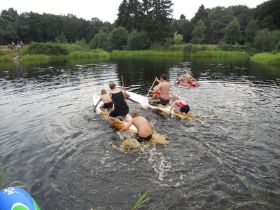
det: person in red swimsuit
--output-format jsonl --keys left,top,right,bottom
{"left": 170, "top": 96, "right": 190, "bottom": 115}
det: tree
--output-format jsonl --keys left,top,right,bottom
{"left": 191, "top": 20, "right": 206, "bottom": 44}
{"left": 55, "top": 33, "right": 68, "bottom": 43}
{"left": 116, "top": 0, "right": 130, "bottom": 28}
{"left": 254, "top": 28, "right": 280, "bottom": 51}
{"left": 172, "top": 18, "right": 192, "bottom": 42}
{"left": 191, "top": 4, "right": 207, "bottom": 25}
{"left": 128, "top": 30, "right": 150, "bottom": 50}
{"left": 255, "top": 0, "right": 280, "bottom": 30}
{"left": 245, "top": 19, "right": 258, "bottom": 43}
{"left": 89, "top": 31, "right": 109, "bottom": 49}
{"left": 1, "top": 8, "right": 18, "bottom": 22}
{"left": 224, "top": 18, "right": 240, "bottom": 44}
{"left": 109, "top": 27, "right": 129, "bottom": 50}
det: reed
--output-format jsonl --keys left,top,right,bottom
{"left": 188, "top": 50, "right": 250, "bottom": 60}
{"left": 21, "top": 54, "right": 51, "bottom": 64}
{"left": 250, "top": 52, "right": 280, "bottom": 66}
{"left": 111, "top": 50, "right": 184, "bottom": 58}
{"left": 0, "top": 55, "right": 11, "bottom": 62}
{"left": 68, "top": 50, "right": 110, "bottom": 59}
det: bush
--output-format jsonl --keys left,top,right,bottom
{"left": 218, "top": 42, "right": 253, "bottom": 52}
{"left": 173, "top": 33, "right": 183, "bottom": 45}
{"left": 183, "top": 44, "right": 209, "bottom": 54}
{"left": 254, "top": 29, "right": 280, "bottom": 52}
{"left": 108, "top": 27, "right": 129, "bottom": 50}
{"left": 27, "top": 42, "right": 69, "bottom": 55}
{"left": 128, "top": 31, "right": 150, "bottom": 50}
{"left": 89, "top": 31, "right": 109, "bottom": 50}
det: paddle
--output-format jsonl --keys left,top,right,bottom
{"left": 146, "top": 77, "right": 157, "bottom": 97}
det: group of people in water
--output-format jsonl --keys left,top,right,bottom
{"left": 93, "top": 73, "right": 196, "bottom": 143}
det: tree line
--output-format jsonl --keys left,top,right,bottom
{"left": 0, "top": 0, "right": 279, "bottom": 51}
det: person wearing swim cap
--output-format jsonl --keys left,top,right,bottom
{"left": 120, "top": 110, "right": 153, "bottom": 142}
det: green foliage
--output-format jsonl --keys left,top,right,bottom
{"left": 172, "top": 18, "right": 192, "bottom": 42}
{"left": 254, "top": 29, "right": 280, "bottom": 51}
{"left": 191, "top": 20, "right": 206, "bottom": 44}
{"left": 0, "top": 55, "right": 11, "bottom": 62}
{"left": 250, "top": 52, "right": 280, "bottom": 66}
{"left": 218, "top": 42, "right": 253, "bottom": 53}
{"left": 68, "top": 50, "right": 110, "bottom": 59}
{"left": 74, "top": 39, "right": 89, "bottom": 50}
{"left": 173, "top": 33, "right": 183, "bottom": 45}
{"left": 255, "top": 0, "right": 280, "bottom": 30}
{"left": 128, "top": 31, "right": 150, "bottom": 50}
{"left": 224, "top": 18, "right": 241, "bottom": 44}
{"left": 131, "top": 192, "right": 149, "bottom": 210}
{"left": 183, "top": 43, "right": 210, "bottom": 54}
{"left": 245, "top": 19, "right": 258, "bottom": 43}
{"left": 116, "top": 0, "right": 173, "bottom": 43}
{"left": 27, "top": 42, "right": 69, "bottom": 55}
{"left": 111, "top": 50, "right": 184, "bottom": 58}
{"left": 109, "top": 27, "right": 129, "bottom": 50}
{"left": 55, "top": 33, "right": 68, "bottom": 43}
{"left": 21, "top": 54, "right": 51, "bottom": 64}
{"left": 89, "top": 31, "right": 109, "bottom": 50}
{"left": 189, "top": 49, "right": 250, "bottom": 60}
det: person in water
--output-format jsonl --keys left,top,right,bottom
{"left": 109, "top": 81, "right": 130, "bottom": 119}
{"left": 177, "top": 72, "right": 199, "bottom": 86}
{"left": 151, "top": 74, "right": 170, "bottom": 106}
{"left": 120, "top": 110, "right": 153, "bottom": 142}
{"left": 170, "top": 96, "right": 190, "bottom": 115}
{"left": 93, "top": 89, "right": 113, "bottom": 112}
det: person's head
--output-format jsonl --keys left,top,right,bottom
{"left": 101, "top": 89, "right": 107, "bottom": 95}
{"left": 131, "top": 110, "right": 140, "bottom": 118}
{"left": 172, "top": 96, "right": 179, "bottom": 101}
{"left": 109, "top": 81, "right": 116, "bottom": 90}
{"left": 160, "top": 74, "right": 168, "bottom": 81}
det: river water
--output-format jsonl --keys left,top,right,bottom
{"left": 0, "top": 57, "right": 280, "bottom": 209}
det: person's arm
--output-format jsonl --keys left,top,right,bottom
{"left": 120, "top": 119, "right": 133, "bottom": 133}
{"left": 153, "top": 83, "right": 161, "bottom": 92}
{"left": 93, "top": 98, "right": 101, "bottom": 112}
{"left": 122, "top": 89, "right": 130, "bottom": 98}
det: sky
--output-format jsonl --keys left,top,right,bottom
{"left": 1, "top": 0, "right": 267, "bottom": 23}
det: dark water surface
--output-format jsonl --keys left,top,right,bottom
{"left": 0, "top": 57, "right": 280, "bottom": 210}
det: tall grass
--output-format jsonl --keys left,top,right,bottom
{"left": 111, "top": 50, "right": 184, "bottom": 58}
{"left": 188, "top": 50, "right": 250, "bottom": 60}
{"left": 68, "top": 50, "right": 110, "bottom": 59}
{"left": 21, "top": 54, "right": 51, "bottom": 64}
{"left": 0, "top": 55, "right": 11, "bottom": 62}
{"left": 250, "top": 52, "right": 280, "bottom": 66}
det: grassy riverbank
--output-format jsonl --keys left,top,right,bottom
{"left": 250, "top": 52, "right": 280, "bottom": 66}
{"left": 0, "top": 43, "right": 279, "bottom": 70}
{"left": 111, "top": 50, "right": 184, "bottom": 58}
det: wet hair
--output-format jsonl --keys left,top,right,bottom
{"left": 101, "top": 89, "right": 107, "bottom": 95}
{"left": 160, "top": 74, "right": 168, "bottom": 81}
{"left": 109, "top": 81, "right": 116, "bottom": 89}
{"left": 131, "top": 110, "right": 140, "bottom": 118}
